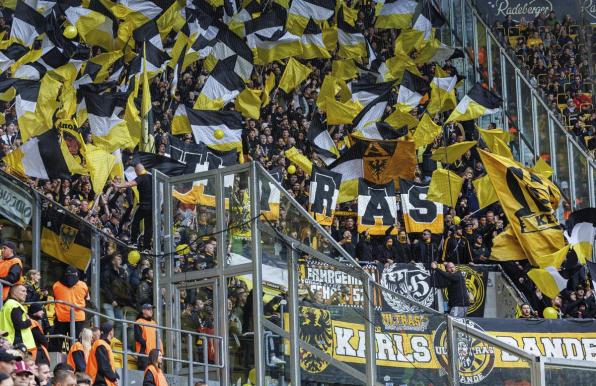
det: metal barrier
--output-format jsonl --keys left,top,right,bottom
{"left": 25, "top": 300, "right": 225, "bottom": 385}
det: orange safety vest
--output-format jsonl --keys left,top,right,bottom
{"left": 144, "top": 365, "right": 168, "bottom": 386}
{"left": 67, "top": 341, "right": 87, "bottom": 372}
{"left": 31, "top": 319, "right": 49, "bottom": 365}
{"left": 53, "top": 281, "right": 88, "bottom": 322}
{"left": 0, "top": 258, "right": 23, "bottom": 300}
{"left": 135, "top": 319, "right": 162, "bottom": 354}
{"left": 87, "top": 339, "right": 117, "bottom": 386}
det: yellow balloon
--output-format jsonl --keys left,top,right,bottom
{"left": 543, "top": 307, "right": 558, "bottom": 319}
{"left": 127, "top": 250, "right": 141, "bottom": 266}
{"left": 214, "top": 129, "right": 224, "bottom": 140}
{"left": 248, "top": 368, "right": 256, "bottom": 384}
{"left": 176, "top": 244, "right": 190, "bottom": 255}
{"left": 63, "top": 25, "right": 78, "bottom": 39}
{"left": 287, "top": 165, "right": 296, "bottom": 174}
{"left": 453, "top": 215, "right": 461, "bottom": 225}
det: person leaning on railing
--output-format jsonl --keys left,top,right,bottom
{"left": 67, "top": 328, "right": 95, "bottom": 374}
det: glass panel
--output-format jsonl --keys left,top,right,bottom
{"left": 535, "top": 98, "right": 551, "bottom": 160}
{"left": 571, "top": 146, "right": 590, "bottom": 209}
{"left": 296, "top": 252, "right": 369, "bottom": 383}
{"left": 476, "top": 20, "right": 488, "bottom": 86}
{"left": 553, "top": 125, "right": 571, "bottom": 200}
{"left": 228, "top": 274, "right": 255, "bottom": 384}
{"left": 503, "top": 59, "right": 518, "bottom": 125}
{"left": 171, "top": 175, "right": 217, "bottom": 273}
{"left": 225, "top": 170, "right": 252, "bottom": 265}
{"left": 519, "top": 139, "right": 534, "bottom": 168}
{"left": 518, "top": 76, "right": 535, "bottom": 154}
{"left": 544, "top": 363, "right": 596, "bottom": 386}
{"left": 453, "top": 322, "right": 533, "bottom": 385}
{"left": 490, "top": 41, "right": 502, "bottom": 97}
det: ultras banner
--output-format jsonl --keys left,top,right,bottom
{"left": 292, "top": 306, "right": 596, "bottom": 385}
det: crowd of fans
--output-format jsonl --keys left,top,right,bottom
{"left": 0, "top": 1, "right": 593, "bottom": 385}
{"left": 491, "top": 11, "right": 595, "bottom": 155}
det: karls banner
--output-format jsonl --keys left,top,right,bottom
{"left": 477, "top": 0, "right": 596, "bottom": 25}
{"left": 0, "top": 174, "right": 33, "bottom": 228}
{"left": 293, "top": 306, "right": 596, "bottom": 385}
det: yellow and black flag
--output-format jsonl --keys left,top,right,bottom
{"left": 41, "top": 210, "right": 92, "bottom": 271}
{"left": 479, "top": 149, "right": 566, "bottom": 266}
{"left": 446, "top": 83, "right": 502, "bottom": 123}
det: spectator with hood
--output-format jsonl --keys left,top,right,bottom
{"left": 51, "top": 267, "right": 89, "bottom": 352}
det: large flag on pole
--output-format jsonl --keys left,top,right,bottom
{"left": 479, "top": 149, "right": 565, "bottom": 266}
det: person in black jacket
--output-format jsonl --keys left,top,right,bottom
{"left": 375, "top": 237, "right": 398, "bottom": 267}
{"left": 394, "top": 230, "right": 412, "bottom": 263}
{"left": 441, "top": 225, "right": 473, "bottom": 265}
{"left": 412, "top": 229, "right": 439, "bottom": 269}
{"left": 431, "top": 261, "right": 470, "bottom": 317}
{"left": 355, "top": 231, "right": 373, "bottom": 262}
{"left": 90, "top": 323, "right": 119, "bottom": 386}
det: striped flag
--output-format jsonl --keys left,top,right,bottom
{"left": 375, "top": 0, "right": 418, "bottom": 30}
{"left": 299, "top": 18, "right": 331, "bottom": 60}
{"left": 11, "top": 1, "right": 45, "bottom": 47}
{"left": 307, "top": 112, "right": 338, "bottom": 163}
{"left": 188, "top": 109, "right": 243, "bottom": 153}
{"left": 396, "top": 70, "right": 430, "bottom": 113}
{"left": 565, "top": 208, "right": 596, "bottom": 263}
{"left": 194, "top": 55, "right": 245, "bottom": 110}
{"left": 329, "top": 141, "right": 366, "bottom": 203}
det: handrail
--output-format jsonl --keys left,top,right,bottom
{"left": 464, "top": 0, "right": 596, "bottom": 167}
{"left": 25, "top": 299, "right": 224, "bottom": 386}
{"left": 0, "top": 169, "right": 131, "bottom": 250}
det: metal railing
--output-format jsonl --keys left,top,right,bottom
{"left": 24, "top": 299, "right": 224, "bottom": 386}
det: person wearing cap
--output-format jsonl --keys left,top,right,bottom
{"left": 67, "top": 328, "right": 93, "bottom": 373}
{"left": 0, "top": 285, "right": 34, "bottom": 355}
{"left": 27, "top": 304, "right": 49, "bottom": 366}
{"left": 142, "top": 349, "right": 168, "bottom": 386}
{"left": 50, "top": 267, "right": 89, "bottom": 352}
{"left": 0, "top": 241, "right": 23, "bottom": 301}
{"left": 134, "top": 304, "right": 162, "bottom": 370}
{"left": 87, "top": 323, "right": 118, "bottom": 386}
{"left": 0, "top": 348, "right": 21, "bottom": 375}
{"left": 441, "top": 225, "right": 473, "bottom": 265}
{"left": 12, "top": 361, "right": 34, "bottom": 386}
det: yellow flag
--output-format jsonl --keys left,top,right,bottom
{"left": 141, "top": 44, "right": 151, "bottom": 118}
{"left": 472, "top": 175, "right": 498, "bottom": 209}
{"left": 261, "top": 73, "right": 276, "bottom": 107}
{"left": 324, "top": 98, "right": 363, "bottom": 125}
{"left": 431, "top": 141, "right": 476, "bottom": 164}
{"left": 527, "top": 267, "right": 567, "bottom": 299}
{"left": 490, "top": 137, "right": 514, "bottom": 159}
{"left": 394, "top": 29, "right": 424, "bottom": 55}
{"left": 284, "top": 147, "right": 313, "bottom": 175}
{"left": 236, "top": 88, "right": 262, "bottom": 120}
{"left": 534, "top": 245, "right": 570, "bottom": 269}
{"left": 278, "top": 58, "right": 312, "bottom": 93}
{"left": 413, "top": 114, "right": 442, "bottom": 148}
{"left": 85, "top": 144, "right": 116, "bottom": 195}
{"left": 384, "top": 109, "right": 419, "bottom": 130}
{"left": 427, "top": 169, "right": 463, "bottom": 207}
{"left": 531, "top": 158, "right": 554, "bottom": 179}
{"left": 490, "top": 226, "right": 527, "bottom": 262}
{"left": 479, "top": 149, "right": 565, "bottom": 266}
{"left": 331, "top": 58, "right": 357, "bottom": 80}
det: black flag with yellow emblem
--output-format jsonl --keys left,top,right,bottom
{"left": 41, "top": 209, "right": 92, "bottom": 271}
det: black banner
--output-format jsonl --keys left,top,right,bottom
{"left": 443, "top": 264, "right": 491, "bottom": 317}
{"left": 292, "top": 305, "right": 596, "bottom": 385}
{"left": 475, "top": 0, "right": 596, "bottom": 25}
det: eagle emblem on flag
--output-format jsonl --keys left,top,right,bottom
{"left": 59, "top": 224, "right": 78, "bottom": 251}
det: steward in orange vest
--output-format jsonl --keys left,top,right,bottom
{"left": 27, "top": 303, "right": 50, "bottom": 366}
{"left": 67, "top": 341, "right": 86, "bottom": 373}
{"left": 143, "top": 349, "right": 168, "bottom": 386}
{"left": 0, "top": 241, "right": 23, "bottom": 301}
{"left": 50, "top": 266, "right": 89, "bottom": 352}
{"left": 134, "top": 304, "right": 162, "bottom": 370}
{"left": 87, "top": 323, "right": 119, "bottom": 386}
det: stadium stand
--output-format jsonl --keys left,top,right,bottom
{"left": 0, "top": 0, "right": 593, "bottom": 385}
